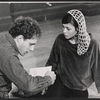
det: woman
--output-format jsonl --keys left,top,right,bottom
{"left": 44, "top": 9, "right": 100, "bottom": 98}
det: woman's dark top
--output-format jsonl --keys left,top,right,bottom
{"left": 46, "top": 33, "right": 100, "bottom": 92}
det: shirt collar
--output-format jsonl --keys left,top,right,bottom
{"left": 5, "top": 32, "right": 20, "bottom": 55}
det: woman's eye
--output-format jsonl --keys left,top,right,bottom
{"left": 67, "top": 28, "right": 70, "bottom": 31}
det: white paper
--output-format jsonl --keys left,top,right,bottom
{"left": 29, "top": 66, "right": 52, "bottom": 77}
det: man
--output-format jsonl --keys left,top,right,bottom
{"left": 0, "top": 16, "right": 56, "bottom": 98}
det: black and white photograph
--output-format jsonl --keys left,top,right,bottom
{"left": 0, "top": 1, "right": 100, "bottom": 99}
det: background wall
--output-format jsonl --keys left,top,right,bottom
{"left": 0, "top": 3, "right": 100, "bottom": 32}
{"left": 0, "top": 3, "right": 12, "bottom": 32}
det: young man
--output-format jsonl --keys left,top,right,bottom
{"left": 0, "top": 16, "right": 56, "bottom": 98}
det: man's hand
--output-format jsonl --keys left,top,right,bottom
{"left": 41, "top": 71, "right": 56, "bottom": 95}
{"left": 45, "top": 71, "right": 56, "bottom": 84}
{"left": 41, "top": 87, "right": 48, "bottom": 95}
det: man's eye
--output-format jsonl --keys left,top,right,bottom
{"left": 30, "top": 43, "right": 35, "bottom": 46}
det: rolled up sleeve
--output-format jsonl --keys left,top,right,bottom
{"left": 2, "top": 55, "right": 52, "bottom": 94}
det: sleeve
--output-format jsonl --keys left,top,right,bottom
{"left": 91, "top": 40, "right": 100, "bottom": 93}
{"left": 46, "top": 37, "right": 59, "bottom": 72}
{"left": 2, "top": 55, "right": 52, "bottom": 95}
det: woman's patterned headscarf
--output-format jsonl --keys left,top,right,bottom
{"left": 67, "top": 9, "right": 91, "bottom": 55}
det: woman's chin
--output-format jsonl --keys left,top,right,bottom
{"left": 65, "top": 36, "right": 70, "bottom": 40}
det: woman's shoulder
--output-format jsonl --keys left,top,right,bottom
{"left": 57, "top": 33, "right": 64, "bottom": 37}
{"left": 89, "top": 33, "right": 99, "bottom": 47}
{"left": 56, "top": 33, "right": 65, "bottom": 40}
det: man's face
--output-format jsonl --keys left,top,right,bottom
{"left": 16, "top": 35, "right": 37, "bottom": 56}
{"left": 62, "top": 23, "right": 77, "bottom": 39}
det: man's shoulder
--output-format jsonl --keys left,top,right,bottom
{"left": 0, "top": 43, "right": 17, "bottom": 58}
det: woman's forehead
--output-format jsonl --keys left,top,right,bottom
{"left": 63, "top": 23, "right": 75, "bottom": 27}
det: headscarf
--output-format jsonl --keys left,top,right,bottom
{"left": 67, "top": 9, "right": 91, "bottom": 55}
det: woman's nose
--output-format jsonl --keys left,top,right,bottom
{"left": 63, "top": 28, "right": 67, "bottom": 32}
{"left": 63, "top": 28, "right": 68, "bottom": 35}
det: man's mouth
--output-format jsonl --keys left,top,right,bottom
{"left": 24, "top": 51, "right": 28, "bottom": 55}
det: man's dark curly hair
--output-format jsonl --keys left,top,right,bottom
{"left": 9, "top": 16, "right": 41, "bottom": 39}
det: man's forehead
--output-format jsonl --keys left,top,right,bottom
{"left": 29, "top": 38, "right": 37, "bottom": 42}
{"left": 32, "top": 35, "right": 37, "bottom": 39}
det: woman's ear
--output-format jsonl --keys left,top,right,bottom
{"left": 76, "top": 28, "right": 78, "bottom": 32}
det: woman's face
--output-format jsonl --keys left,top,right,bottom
{"left": 62, "top": 23, "right": 77, "bottom": 39}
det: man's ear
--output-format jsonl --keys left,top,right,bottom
{"left": 16, "top": 35, "right": 24, "bottom": 43}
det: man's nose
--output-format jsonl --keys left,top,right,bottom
{"left": 30, "top": 45, "right": 34, "bottom": 51}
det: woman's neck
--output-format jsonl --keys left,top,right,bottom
{"left": 69, "top": 35, "right": 78, "bottom": 44}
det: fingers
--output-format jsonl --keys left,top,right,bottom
{"left": 45, "top": 71, "right": 56, "bottom": 84}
